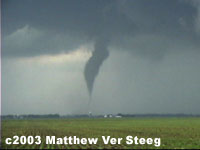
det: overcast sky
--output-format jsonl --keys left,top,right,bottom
{"left": 2, "top": 0, "right": 200, "bottom": 115}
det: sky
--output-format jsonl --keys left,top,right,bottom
{"left": 1, "top": 0, "right": 200, "bottom": 115}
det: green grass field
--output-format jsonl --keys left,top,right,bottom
{"left": 1, "top": 117, "right": 200, "bottom": 149}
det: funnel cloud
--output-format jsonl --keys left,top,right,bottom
{"left": 84, "top": 38, "right": 109, "bottom": 103}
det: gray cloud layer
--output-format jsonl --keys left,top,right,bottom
{"left": 2, "top": 0, "right": 200, "bottom": 57}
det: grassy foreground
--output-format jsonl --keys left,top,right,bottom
{"left": 1, "top": 117, "right": 200, "bottom": 149}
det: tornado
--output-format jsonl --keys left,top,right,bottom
{"left": 84, "top": 38, "right": 109, "bottom": 104}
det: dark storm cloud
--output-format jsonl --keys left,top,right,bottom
{"left": 2, "top": 0, "right": 200, "bottom": 58}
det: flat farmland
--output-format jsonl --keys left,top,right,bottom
{"left": 1, "top": 118, "right": 200, "bottom": 149}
